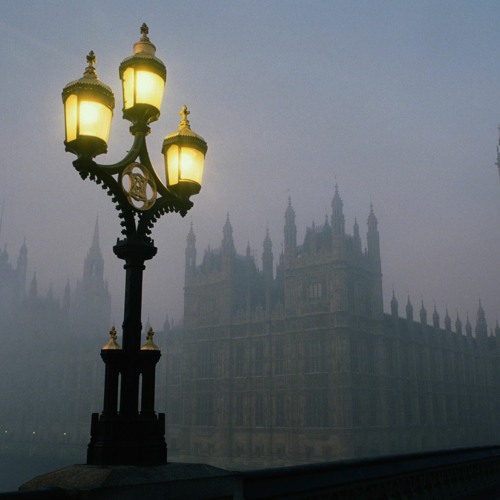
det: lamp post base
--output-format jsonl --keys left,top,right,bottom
{"left": 87, "top": 412, "right": 167, "bottom": 465}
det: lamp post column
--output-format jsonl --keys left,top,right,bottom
{"left": 114, "top": 238, "right": 157, "bottom": 417}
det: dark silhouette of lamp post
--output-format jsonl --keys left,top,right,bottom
{"left": 61, "top": 24, "right": 207, "bottom": 466}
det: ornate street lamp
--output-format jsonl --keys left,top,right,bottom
{"left": 62, "top": 24, "right": 207, "bottom": 466}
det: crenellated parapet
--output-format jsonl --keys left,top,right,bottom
{"left": 388, "top": 291, "right": 498, "bottom": 349}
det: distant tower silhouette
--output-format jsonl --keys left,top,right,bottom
{"left": 262, "top": 228, "right": 273, "bottom": 283}
{"left": 221, "top": 213, "right": 236, "bottom": 265}
{"left": 331, "top": 184, "right": 345, "bottom": 237}
{"left": 16, "top": 239, "right": 27, "bottom": 295}
{"left": 331, "top": 185, "right": 346, "bottom": 260}
{"left": 284, "top": 195, "right": 297, "bottom": 265}
{"left": 475, "top": 300, "right": 488, "bottom": 340}
{"left": 185, "top": 222, "right": 197, "bottom": 282}
{"left": 444, "top": 309, "right": 451, "bottom": 331}
{"left": 406, "top": 294, "right": 414, "bottom": 322}
{"left": 432, "top": 305, "right": 440, "bottom": 329}
{"left": 455, "top": 313, "right": 463, "bottom": 335}
{"left": 72, "top": 218, "right": 111, "bottom": 338}
{"left": 391, "top": 290, "right": 398, "bottom": 317}
{"left": 420, "top": 301, "right": 427, "bottom": 326}
{"left": 367, "top": 204, "right": 383, "bottom": 318}
{"left": 28, "top": 272, "right": 37, "bottom": 299}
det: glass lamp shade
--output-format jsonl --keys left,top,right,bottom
{"left": 162, "top": 106, "right": 207, "bottom": 199}
{"left": 119, "top": 25, "right": 166, "bottom": 125}
{"left": 62, "top": 52, "right": 115, "bottom": 158}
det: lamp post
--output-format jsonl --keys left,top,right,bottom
{"left": 62, "top": 24, "right": 207, "bottom": 466}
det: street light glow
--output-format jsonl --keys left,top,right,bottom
{"left": 122, "top": 68, "right": 165, "bottom": 112}
{"left": 78, "top": 101, "right": 113, "bottom": 143}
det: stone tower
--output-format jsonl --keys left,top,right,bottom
{"left": 282, "top": 186, "right": 384, "bottom": 318}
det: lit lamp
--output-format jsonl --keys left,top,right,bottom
{"left": 119, "top": 23, "right": 166, "bottom": 125}
{"left": 62, "top": 51, "right": 114, "bottom": 158}
{"left": 60, "top": 24, "right": 207, "bottom": 466}
{"left": 163, "top": 105, "right": 208, "bottom": 198}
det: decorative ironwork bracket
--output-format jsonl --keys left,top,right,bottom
{"left": 72, "top": 130, "right": 193, "bottom": 243}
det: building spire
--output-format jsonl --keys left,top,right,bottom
{"left": 262, "top": 227, "right": 273, "bottom": 282}
{"left": 83, "top": 217, "right": 104, "bottom": 280}
{"left": 367, "top": 203, "right": 381, "bottom": 266}
{"left": 353, "top": 218, "right": 361, "bottom": 253}
{"left": 29, "top": 272, "right": 37, "bottom": 299}
{"left": 221, "top": 213, "right": 235, "bottom": 259}
{"left": 187, "top": 221, "right": 196, "bottom": 247}
{"left": 284, "top": 195, "right": 297, "bottom": 263}
{"left": 285, "top": 195, "right": 296, "bottom": 225}
{"left": 185, "top": 222, "right": 197, "bottom": 280}
{"left": 390, "top": 289, "right": 398, "bottom": 317}
{"left": 444, "top": 308, "right": 451, "bottom": 331}
{"left": 92, "top": 216, "right": 100, "bottom": 249}
{"left": 455, "top": 312, "right": 463, "bottom": 335}
{"left": 465, "top": 314, "right": 472, "bottom": 336}
{"left": 331, "top": 184, "right": 345, "bottom": 236}
{"left": 406, "top": 293, "right": 414, "bottom": 322}
{"left": 420, "top": 300, "right": 427, "bottom": 326}
{"left": 475, "top": 299, "right": 488, "bottom": 339}
{"left": 432, "top": 304, "right": 440, "bottom": 329}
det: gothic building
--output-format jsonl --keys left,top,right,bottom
{"left": 0, "top": 220, "right": 111, "bottom": 461}
{"left": 165, "top": 187, "right": 500, "bottom": 469}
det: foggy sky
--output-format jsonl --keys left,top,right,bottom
{"left": 1, "top": 1, "right": 500, "bottom": 333}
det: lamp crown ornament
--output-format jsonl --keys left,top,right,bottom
{"left": 63, "top": 51, "right": 113, "bottom": 96}
{"left": 131, "top": 22, "right": 159, "bottom": 58}
{"left": 83, "top": 51, "right": 97, "bottom": 79}
{"left": 102, "top": 326, "right": 121, "bottom": 350}
{"left": 141, "top": 327, "right": 160, "bottom": 351}
{"left": 179, "top": 104, "right": 191, "bottom": 129}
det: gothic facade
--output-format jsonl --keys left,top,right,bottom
{"left": 165, "top": 187, "right": 500, "bottom": 469}
{"left": 0, "top": 220, "right": 111, "bottom": 461}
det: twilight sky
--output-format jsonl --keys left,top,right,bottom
{"left": 1, "top": 1, "right": 499, "bottom": 333}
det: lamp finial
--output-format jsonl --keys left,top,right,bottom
{"left": 140, "top": 23, "right": 150, "bottom": 41}
{"left": 102, "top": 326, "right": 121, "bottom": 350}
{"left": 141, "top": 326, "right": 160, "bottom": 350}
{"left": 179, "top": 105, "right": 191, "bottom": 129}
{"left": 87, "top": 50, "right": 96, "bottom": 66}
{"left": 84, "top": 51, "right": 98, "bottom": 79}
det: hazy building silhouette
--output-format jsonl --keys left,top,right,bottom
{"left": 0, "top": 221, "right": 111, "bottom": 460}
{"left": 165, "top": 187, "right": 500, "bottom": 468}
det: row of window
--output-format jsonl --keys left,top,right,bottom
{"left": 172, "top": 336, "right": 496, "bottom": 383}
{"left": 193, "top": 391, "right": 331, "bottom": 428}
{"left": 191, "top": 338, "right": 329, "bottom": 379}
{"left": 179, "top": 386, "right": 498, "bottom": 430}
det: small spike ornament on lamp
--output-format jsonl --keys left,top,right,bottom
{"left": 61, "top": 24, "right": 208, "bottom": 466}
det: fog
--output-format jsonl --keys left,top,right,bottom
{"left": 1, "top": 2, "right": 499, "bottom": 329}
{"left": 1, "top": 1, "right": 500, "bottom": 490}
